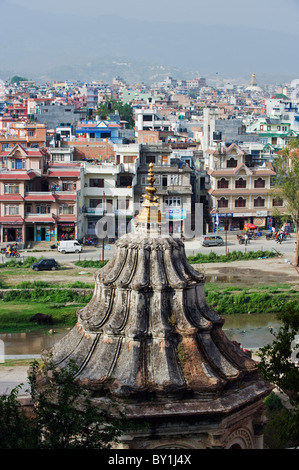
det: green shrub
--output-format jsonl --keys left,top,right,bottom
{"left": 188, "top": 250, "right": 277, "bottom": 264}
{"left": 2, "top": 288, "right": 92, "bottom": 304}
{"left": 75, "top": 260, "right": 108, "bottom": 268}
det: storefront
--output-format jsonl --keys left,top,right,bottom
{"left": 0, "top": 217, "right": 24, "bottom": 243}
{"left": 165, "top": 208, "right": 187, "bottom": 236}
{"left": 35, "top": 224, "right": 56, "bottom": 242}
{"left": 212, "top": 211, "right": 269, "bottom": 231}
{"left": 58, "top": 223, "right": 76, "bottom": 240}
{"left": 2, "top": 225, "right": 23, "bottom": 242}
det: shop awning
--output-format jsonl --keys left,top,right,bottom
{"left": 0, "top": 216, "right": 24, "bottom": 224}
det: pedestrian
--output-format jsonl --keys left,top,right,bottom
{"left": 275, "top": 231, "right": 279, "bottom": 243}
{"left": 244, "top": 233, "right": 249, "bottom": 245}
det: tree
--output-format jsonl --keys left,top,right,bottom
{"left": 258, "top": 301, "right": 299, "bottom": 446}
{"left": 0, "top": 360, "right": 131, "bottom": 449}
{"left": 97, "top": 99, "right": 134, "bottom": 127}
{"left": 10, "top": 75, "right": 28, "bottom": 86}
{"left": 272, "top": 138, "right": 299, "bottom": 266}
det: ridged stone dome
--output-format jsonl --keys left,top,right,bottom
{"left": 44, "top": 231, "right": 259, "bottom": 399}
{"left": 43, "top": 163, "right": 270, "bottom": 411}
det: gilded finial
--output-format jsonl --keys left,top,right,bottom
{"left": 137, "top": 162, "right": 161, "bottom": 225}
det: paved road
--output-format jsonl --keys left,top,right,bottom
{"left": 4, "top": 234, "right": 295, "bottom": 264}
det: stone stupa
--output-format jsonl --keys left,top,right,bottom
{"left": 43, "top": 163, "right": 272, "bottom": 449}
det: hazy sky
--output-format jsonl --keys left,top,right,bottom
{"left": 8, "top": 0, "right": 299, "bottom": 34}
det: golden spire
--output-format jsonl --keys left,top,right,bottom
{"left": 137, "top": 162, "right": 161, "bottom": 224}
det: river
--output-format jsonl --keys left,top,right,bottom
{"left": 0, "top": 312, "right": 281, "bottom": 359}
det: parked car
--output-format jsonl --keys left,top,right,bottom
{"left": 57, "top": 240, "right": 83, "bottom": 254}
{"left": 200, "top": 235, "right": 224, "bottom": 247}
{"left": 31, "top": 259, "right": 59, "bottom": 271}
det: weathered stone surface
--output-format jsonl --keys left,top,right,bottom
{"left": 43, "top": 232, "right": 267, "bottom": 404}
{"left": 41, "top": 164, "right": 273, "bottom": 448}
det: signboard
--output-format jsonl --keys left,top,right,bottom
{"left": 165, "top": 208, "right": 186, "bottom": 220}
{"left": 211, "top": 213, "right": 233, "bottom": 218}
{"left": 256, "top": 211, "right": 268, "bottom": 217}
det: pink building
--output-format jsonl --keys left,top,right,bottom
{"left": 0, "top": 144, "right": 82, "bottom": 244}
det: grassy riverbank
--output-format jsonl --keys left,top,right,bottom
{"left": 205, "top": 283, "right": 299, "bottom": 315}
{"left": 0, "top": 282, "right": 298, "bottom": 333}
{"left": 0, "top": 302, "right": 83, "bottom": 333}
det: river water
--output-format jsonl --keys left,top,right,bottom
{"left": 0, "top": 313, "right": 281, "bottom": 359}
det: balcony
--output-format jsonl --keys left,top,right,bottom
{"left": 83, "top": 187, "right": 133, "bottom": 198}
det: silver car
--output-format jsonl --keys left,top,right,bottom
{"left": 200, "top": 235, "right": 224, "bottom": 247}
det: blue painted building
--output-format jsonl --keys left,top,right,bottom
{"left": 75, "top": 119, "right": 122, "bottom": 143}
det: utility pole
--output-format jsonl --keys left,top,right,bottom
{"left": 102, "top": 191, "right": 105, "bottom": 262}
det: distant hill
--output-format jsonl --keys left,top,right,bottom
{"left": 0, "top": 1, "right": 298, "bottom": 84}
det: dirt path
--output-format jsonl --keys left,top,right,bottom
{"left": 201, "top": 257, "right": 299, "bottom": 286}
{"left": 3, "top": 256, "right": 299, "bottom": 288}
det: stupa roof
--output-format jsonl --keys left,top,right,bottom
{"left": 42, "top": 164, "right": 271, "bottom": 415}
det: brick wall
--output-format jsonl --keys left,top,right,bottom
{"left": 64, "top": 141, "right": 115, "bottom": 161}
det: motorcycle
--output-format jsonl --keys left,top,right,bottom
{"left": 84, "top": 237, "right": 98, "bottom": 246}
{"left": 236, "top": 234, "right": 245, "bottom": 244}
{"left": 5, "top": 250, "right": 20, "bottom": 258}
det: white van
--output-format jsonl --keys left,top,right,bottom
{"left": 57, "top": 240, "right": 83, "bottom": 254}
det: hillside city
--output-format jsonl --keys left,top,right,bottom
{"left": 0, "top": 73, "right": 298, "bottom": 246}
{"left": 0, "top": 67, "right": 299, "bottom": 453}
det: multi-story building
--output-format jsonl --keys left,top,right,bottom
{"left": 246, "top": 116, "right": 299, "bottom": 151}
{"left": 0, "top": 122, "right": 47, "bottom": 150}
{"left": 75, "top": 119, "right": 122, "bottom": 144}
{"left": 82, "top": 145, "right": 139, "bottom": 240}
{"left": 0, "top": 143, "right": 82, "bottom": 244}
{"left": 134, "top": 143, "right": 194, "bottom": 237}
{"left": 207, "top": 143, "right": 278, "bottom": 231}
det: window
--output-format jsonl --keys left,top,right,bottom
{"left": 4, "top": 183, "right": 19, "bottom": 194}
{"left": 89, "top": 178, "right": 104, "bottom": 188}
{"left": 254, "top": 197, "right": 265, "bottom": 207}
{"left": 154, "top": 175, "right": 160, "bottom": 186}
{"left": 89, "top": 199, "right": 102, "bottom": 208}
{"left": 53, "top": 154, "right": 65, "bottom": 161}
{"left": 62, "top": 182, "right": 75, "bottom": 191}
{"left": 235, "top": 178, "right": 246, "bottom": 189}
{"left": 170, "top": 174, "right": 179, "bottom": 185}
{"left": 235, "top": 197, "right": 246, "bottom": 208}
{"left": 59, "top": 204, "right": 74, "bottom": 215}
{"left": 227, "top": 158, "right": 237, "bottom": 168}
{"left": 217, "top": 178, "right": 229, "bottom": 189}
{"left": 162, "top": 155, "right": 168, "bottom": 166}
{"left": 25, "top": 205, "right": 32, "bottom": 214}
{"left": 117, "top": 199, "right": 130, "bottom": 210}
{"left": 106, "top": 199, "right": 113, "bottom": 212}
{"left": 123, "top": 156, "right": 136, "bottom": 164}
{"left": 267, "top": 126, "right": 271, "bottom": 131}
{"left": 254, "top": 178, "right": 265, "bottom": 188}
{"left": 218, "top": 197, "right": 228, "bottom": 208}
{"left": 164, "top": 196, "right": 181, "bottom": 207}
{"left": 28, "top": 131, "right": 34, "bottom": 137}
{"left": 12, "top": 159, "right": 25, "bottom": 170}
{"left": 141, "top": 175, "right": 147, "bottom": 185}
{"left": 1, "top": 143, "right": 9, "bottom": 151}
{"left": 146, "top": 155, "right": 156, "bottom": 164}
{"left": 282, "top": 126, "right": 288, "bottom": 132}
{"left": 36, "top": 204, "right": 51, "bottom": 214}
{"left": 272, "top": 198, "right": 283, "bottom": 207}
{"left": 4, "top": 205, "right": 19, "bottom": 215}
